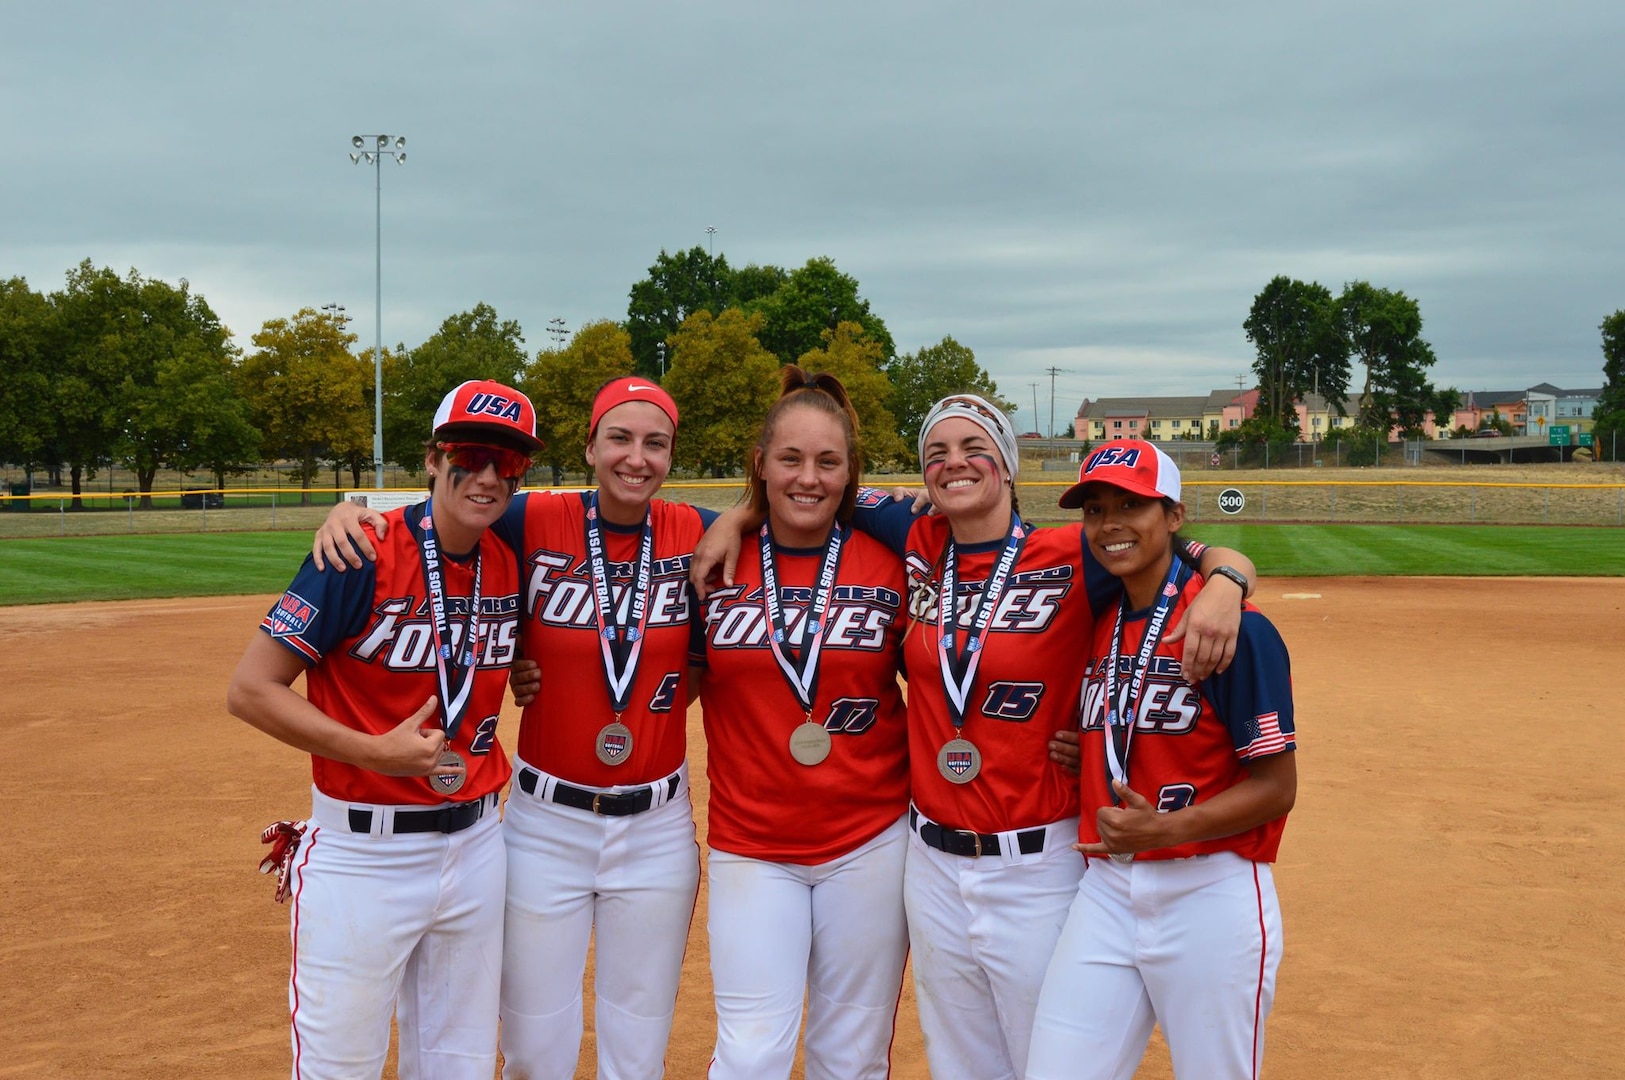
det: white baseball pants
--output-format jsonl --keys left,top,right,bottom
{"left": 1026, "top": 852, "right": 1282, "bottom": 1080}
{"left": 903, "top": 807, "right": 1083, "bottom": 1080}
{"left": 288, "top": 787, "right": 505, "bottom": 1080}
{"left": 706, "top": 814, "right": 910, "bottom": 1080}
{"left": 499, "top": 759, "right": 700, "bottom": 1080}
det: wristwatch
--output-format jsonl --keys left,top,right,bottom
{"left": 1209, "top": 564, "right": 1249, "bottom": 599}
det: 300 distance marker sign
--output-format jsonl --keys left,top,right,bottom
{"left": 1217, "top": 488, "right": 1246, "bottom": 515}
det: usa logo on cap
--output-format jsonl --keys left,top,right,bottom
{"left": 1057, "top": 438, "right": 1182, "bottom": 508}
{"left": 432, "top": 380, "right": 543, "bottom": 451}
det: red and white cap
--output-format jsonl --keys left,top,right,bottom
{"left": 432, "top": 380, "right": 544, "bottom": 451}
{"left": 590, "top": 376, "right": 679, "bottom": 436}
{"left": 1057, "top": 438, "right": 1181, "bottom": 507}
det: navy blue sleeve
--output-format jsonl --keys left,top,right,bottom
{"left": 850, "top": 488, "right": 918, "bottom": 557}
{"left": 693, "top": 506, "right": 720, "bottom": 529}
{"left": 1077, "top": 528, "right": 1125, "bottom": 618}
{"left": 1199, "top": 611, "right": 1296, "bottom": 761}
{"left": 489, "top": 491, "right": 530, "bottom": 556}
{"left": 261, "top": 554, "right": 379, "bottom": 665}
{"left": 687, "top": 593, "right": 711, "bottom": 669}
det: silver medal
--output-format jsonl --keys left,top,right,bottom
{"left": 595, "top": 721, "right": 634, "bottom": 766}
{"left": 429, "top": 749, "right": 466, "bottom": 796}
{"left": 789, "top": 721, "right": 833, "bottom": 766}
{"left": 1109, "top": 852, "right": 1135, "bottom": 865}
{"left": 936, "top": 737, "right": 982, "bottom": 784}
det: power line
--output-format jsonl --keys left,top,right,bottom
{"left": 1046, "top": 366, "right": 1069, "bottom": 445}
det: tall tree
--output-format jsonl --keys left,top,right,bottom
{"left": 884, "top": 335, "right": 1006, "bottom": 459}
{"left": 663, "top": 308, "right": 779, "bottom": 476}
{"left": 795, "top": 321, "right": 909, "bottom": 468}
{"left": 1594, "top": 309, "right": 1625, "bottom": 461}
{"left": 523, "top": 319, "right": 636, "bottom": 484}
{"left": 1243, "top": 276, "right": 1348, "bottom": 430}
{"left": 106, "top": 275, "right": 247, "bottom": 504}
{"left": 626, "top": 246, "right": 736, "bottom": 379}
{"left": 383, "top": 303, "right": 528, "bottom": 470}
{"left": 0, "top": 277, "right": 51, "bottom": 474}
{"left": 45, "top": 261, "right": 131, "bottom": 504}
{"left": 1338, "top": 281, "right": 1440, "bottom": 433}
{"left": 157, "top": 344, "right": 261, "bottom": 490}
{"left": 748, "top": 257, "right": 895, "bottom": 366}
{"left": 239, "top": 308, "right": 369, "bottom": 502}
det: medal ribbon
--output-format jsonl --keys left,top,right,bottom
{"left": 758, "top": 522, "right": 845, "bottom": 717}
{"left": 1100, "top": 557, "right": 1184, "bottom": 796}
{"left": 584, "top": 493, "right": 654, "bottom": 714}
{"left": 415, "top": 502, "right": 483, "bottom": 741}
{"left": 935, "top": 514, "right": 1026, "bottom": 731}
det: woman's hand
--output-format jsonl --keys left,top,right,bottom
{"left": 312, "top": 501, "right": 389, "bottom": 572}
{"left": 1048, "top": 728, "right": 1082, "bottom": 775}
{"left": 509, "top": 659, "right": 541, "bottom": 707}
{"left": 1077, "top": 780, "right": 1170, "bottom": 857}
{"left": 689, "top": 505, "right": 763, "bottom": 601}
{"left": 364, "top": 697, "right": 459, "bottom": 777}
{"left": 1165, "top": 571, "right": 1243, "bottom": 680}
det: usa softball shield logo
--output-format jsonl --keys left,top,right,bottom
{"left": 601, "top": 732, "right": 628, "bottom": 759}
{"left": 268, "top": 591, "right": 318, "bottom": 636}
{"left": 945, "top": 749, "right": 974, "bottom": 775}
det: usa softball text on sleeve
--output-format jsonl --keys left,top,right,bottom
{"left": 514, "top": 492, "right": 706, "bottom": 786}
{"left": 259, "top": 503, "right": 519, "bottom": 805}
{"left": 697, "top": 529, "right": 910, "bottom": 864}
{"left": 1078, "top": 564, "right": 1297, "bottom": 862}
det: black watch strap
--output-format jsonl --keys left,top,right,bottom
{"left": 1209, "top": 564, "right": 1249, "bottom": 598}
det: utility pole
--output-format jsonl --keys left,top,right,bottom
{"left": 546, "top": 317, "right": 569, "bottom": 347}
{"left": 1030, "top": 383, "right": 1041, "bottom": 439}
{"left": 1046, "top": 366, "right": 1068, "bottom": 450}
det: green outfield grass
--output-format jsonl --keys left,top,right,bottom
{"left": 1178, "top": 523, "right": 1622, "bottom": 576}
{"left": 0, "top": 533, "right": 317, "bottom": 605}
{"left": 1, "top": 524, "right": 1620, "bottom": 606}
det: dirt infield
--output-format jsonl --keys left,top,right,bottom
{"left": 4, "top": 578, "right": 1621, "bottom": 1078}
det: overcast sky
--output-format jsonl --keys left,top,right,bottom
{"left": 5, "top": 1, "right": 1621, "bottom": 432}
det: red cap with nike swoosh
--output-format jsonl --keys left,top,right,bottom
{"left": 590, "top": 376, "right": 680, "bottom": 436}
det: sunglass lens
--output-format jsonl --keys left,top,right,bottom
{"left": 443, "top": 443, "right": 531, "bottom": 479}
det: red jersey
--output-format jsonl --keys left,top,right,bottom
{"left": 1078, "top": 564, "right": 1296, "bottom": 863}
{"left": 260, "top": 503, "right": 518, "bottom": 805}
{"left": 497, "top": 491, "right": 706, "bottom": 786}
{"left": 893, "top": 515, "right": 1116, "bottom": 835}
{"left": 694, "top": 528, "right": 909, "bottom": 864}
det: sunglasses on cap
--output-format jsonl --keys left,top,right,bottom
{"left": 436, "top": 442, "right": 534, "bottom": 480}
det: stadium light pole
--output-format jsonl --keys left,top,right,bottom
{"left": 349, "top": 134, "right": 406, "bottom": 489}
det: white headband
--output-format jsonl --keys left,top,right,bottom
{"left": 918, "top": 394, "right": 1020, "bottom": 480}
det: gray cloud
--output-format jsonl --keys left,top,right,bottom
{"left": 4, "top": 0, "right": 1621, "bottom": 420}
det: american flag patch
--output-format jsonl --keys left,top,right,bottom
{"left": 1241, "top": 712, "right": 1292, "bottom": 758}
{"left": 855, "top": 487, "right": 890, "bottom": 508}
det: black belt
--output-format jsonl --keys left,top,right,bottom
{"left": 518, "top": 767, "right": 681, "bottom": 817}
{"left": 910, "top": 807, "right": 1047, "bottom": 858}
{"left": 348, "top": 793, "right": 494, "bottom": 835}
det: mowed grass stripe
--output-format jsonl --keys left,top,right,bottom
{"left": 2, "top": 524, "right": 1621, "bottom": 606}
{"left": 1176, "top": 524, "right": 1620, "bottom": 576}
{"left": 0, "top": 533, "right": 316, "bottom": 605}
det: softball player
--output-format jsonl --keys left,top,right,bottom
{"left": 693, "top": 394, "right": 1258, "bottom": 1080}
{"left": 1026, "top": 439, "right": 1296, "bottom": 1080}
{"left": 693, "top": 367, "right": 910, "bottom": 1080}
{"left": 229, "top": 380, "right": 541, "bottom": 1079}
{"left": 315, "top": 377, "right": 714, "bottom": 1080}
